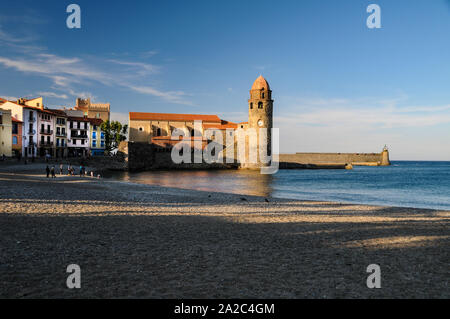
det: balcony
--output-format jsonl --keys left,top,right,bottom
{"left": 56, "top": 131, "right": 67, "bottom": 137}
{"left": 27, "top": 129, "right": 36, "bottom": 135}
{"left": 28, "top": 142, "right": 36, "bottom": 147}
{"left": 40, "top": 129, "right": 53, "bottom": 135}
{"left": 40, "top": 141, "right": 53, "bottom": 147}
{"left": 28, "top": 117, "right": 36, "bottom": 123}
{"left": 71, "top": 134, "right": 88, "bottom": 139}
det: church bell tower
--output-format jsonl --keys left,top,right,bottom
{"left": 247, "top": 75, "right": 273, "bottom": 167}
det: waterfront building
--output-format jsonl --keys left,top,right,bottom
{"left": 0, "top": 99, "right": 39, "bottom": 158}
{"left": 88, "top": 118, "right": 105, "bottom": 156}
{"left": 1, "top": 96, "right": 112, "bottom": 158}
{"left": 48, "top": 109, "right": 68, "bottom": 158}
{"left": 37, "top": 108, "right": 56, "bottom": 157}
{"left": 67, "top": 116, "right": 90, "bottom": 157}
{"left": 0, "top": 108, "right": 13, "bottom": 157}
{"left": 11, "top": 116, "right": 23, "bottom": 157}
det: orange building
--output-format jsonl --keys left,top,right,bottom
{"left": 11, "top": 117, "right": 23, "bottom": 157}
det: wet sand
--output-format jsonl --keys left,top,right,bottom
{"left": 0, "top": 164, "right": 448, "bottom": 298}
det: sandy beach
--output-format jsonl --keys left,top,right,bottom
{"left": 0, "top": 163, "right": 448, "bottom": 298}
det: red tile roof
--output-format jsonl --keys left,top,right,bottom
{"left": 203, "top": 121, "right": 238, "bottom": 130}
{"left": 47, "top": 109, "right": 67, "bottom": 117}
{"left": 88, "top": 118, "right": 103, "bottom": 126}
{"left": 11, "top": 116, "right": 22, "bottom": 123}
{"left": 67, "top": 116, "right": 91, "bottom": 122}
{"left": 2, "top": 100, "right": 56, "bottom": 114}
{"left": 130, "top": 112, "right": 221, "bottom": 123}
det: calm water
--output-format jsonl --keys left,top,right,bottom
{"left": 104, "top": 161, "right": 450, "bottom": 210}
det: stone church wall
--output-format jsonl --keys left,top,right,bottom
{"left": 119, "top": 141, "right": 237, "bottom": 171}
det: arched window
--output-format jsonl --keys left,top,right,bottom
{"left": 258, "top": 102, "right": 263, "bottom": 109}
{"left": 250, "top": 103, "right": 253, "bottom": 109}
{"left": 156, "top": 128, "right": 161, "bottom": 136}
{"left": 262, "top": 92, "right": 265, "bottom": 98}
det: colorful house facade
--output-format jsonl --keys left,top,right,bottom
{"left": 11, "top": 116, "right": 23, "bottom": 157}
{"left": 0, "top": 108, "right": 13, "bottom": 157}
{"left": 88, "top": 118, "right": 105, "bottom": 156}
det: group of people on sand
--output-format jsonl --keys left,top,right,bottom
{"left": 45, "top": 165, "right": 57, "bottom": 178}
{"left": 45, "top": 163, "right": 101, "bottom": 179}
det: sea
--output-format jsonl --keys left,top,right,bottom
{"left": 104, "top": 161, "right": 450, "bottom": 210}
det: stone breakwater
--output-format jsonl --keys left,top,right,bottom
{"left": 279, "top": 151, "right": 390, "bottom": 167}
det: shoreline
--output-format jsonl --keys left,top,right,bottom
{"left": 2, "top": 161, "right": 449, "bottom": 211}
{"left": 0, "top": 165, "right": 449, "bottom": 298}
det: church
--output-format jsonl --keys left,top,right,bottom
{"left": 126, "top": 76, "right": 389, "bottom": 170}
{"left": 128, "top": 75, "right": 274, "bottom": 169}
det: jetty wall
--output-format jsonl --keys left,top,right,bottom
{"left": 279, "top": 150, "right": 390, "bottom": 166}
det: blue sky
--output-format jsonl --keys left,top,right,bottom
{"left": 1, "top": 0, "right": 450, "bottom": 160}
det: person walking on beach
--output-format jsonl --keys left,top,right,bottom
{"left": 46, "top": 165, "right": 50, "bottom": 178}
{"left": 51, "top": 166, "right": 56, "bottom": 178}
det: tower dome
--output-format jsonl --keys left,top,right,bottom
{"left": 251, "top": 75, "right": 270, "bottom": 91}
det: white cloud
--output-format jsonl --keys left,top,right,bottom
{"left": 65, "top": 89, "right": 97, "bottom": 101}
{"left": 0, "top": 25, "right": 193, "bottom": 105}
{"left": 37, "top": 91, "right": 69, "bottom": 99}
{"left": 107, "top": 59, "right": 159, "bottom": 76}
{"left": 141, "top": 50, "right": 158, "bottom": 58}
{"left": 127, "top": 85, "right": 194, "bottom": 106}
{"left": 0, "top": 95, "right": 18, "bottom": 101}
{"left": 277, "top": 96, "right": 450, "bottom": 129}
